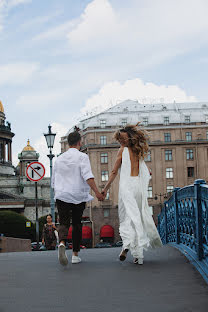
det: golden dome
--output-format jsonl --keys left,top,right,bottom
{"left": 0, "top": 101, "right": 4, "bottom": 113}
{"left": 23, "top": 139, "right": 35, "bottom": 151}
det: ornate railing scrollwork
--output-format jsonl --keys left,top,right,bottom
{"left": 158, "top": 180, "right": 208, "bottom": 276}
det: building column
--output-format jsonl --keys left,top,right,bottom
{"left": 2, "top": 141, "right": 6, "bottom": 162}
{"left": 0, "top": 143, "right": 2, "bottom": 162}
{"left": 10, "top": 141, "right": 12, "bottom": 163}
{"left": 8, "top": 141, "right": 12, "bottom": 162}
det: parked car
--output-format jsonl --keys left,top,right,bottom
{"left": 95, "top": 242, "right": 112, "bottom": 248}
{"left": 112, "top": 241, "right": 123, "bottom": 247}
{"left": 65, "top": 242, "right": 72, "bottom": 249}
{"left": 31, "top": 242, "right": 46, "bottom": 251}
{"left": 80, "top": 245, "right": 86, "bottom": 249}
{"left": 66, "top": 242, "right": 86, "bottom": 249}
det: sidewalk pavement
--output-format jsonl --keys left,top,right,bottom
{"left": 0, "top": 245, "right": 207, "bottom": 312}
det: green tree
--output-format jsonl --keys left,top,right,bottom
{"left": 0, "top": 211, "right": 35, "bottom": 241}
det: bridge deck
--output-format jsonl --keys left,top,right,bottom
{"left": 0, "top": 245, "right": 207, "bottom": 312}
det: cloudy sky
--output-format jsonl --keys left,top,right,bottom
{"left": 0, "top": 0, "right": 208, "bottom": 175}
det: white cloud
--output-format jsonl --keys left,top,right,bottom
{"left": 67, "top": 0, "right": 208, "bottom": 64}
{"left": 32, "top": 20, "right": 77, "bottom": 42}
{"left": 82, "top": 78, "right": 197, "bottom": 116}
{"left": 19, "top": 10, "right": 63, "bottom": 31}
{"left": 0, "top": 62, "right": 39, "bottom": 85}
{"left": 67, "top": 0, "right": 118, "bottom": 50}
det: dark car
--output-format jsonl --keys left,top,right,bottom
{"left": 95, "top": 242, "right": 112, "bottom": 248}
{"left": 112, "top": 241, "right": 123, "bottom": 247}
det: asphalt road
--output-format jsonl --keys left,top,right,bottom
{"left": 0, "top": 245, "right": 207, "bottom": 312}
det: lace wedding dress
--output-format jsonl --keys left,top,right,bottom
{"left": 118, "top": 147, "right": 162, "bottom": 259}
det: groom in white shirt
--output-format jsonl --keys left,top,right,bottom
{"left": 52, "top": 130, "right": 104, "bottom": 266}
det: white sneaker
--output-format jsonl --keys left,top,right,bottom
{"left": 72, "top": 255, "right": 82, "bottom": 264}
{"left": 133, "top": 258, "right": 144, "bottom": 265}
{"left": 58, "top": 243, "right": 68, "bottom": 266}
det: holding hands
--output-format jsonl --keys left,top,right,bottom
{"left": 101, "top": 189, "right": 107, "bottom": 199}
{"left": 95, "top": 188, "right": 107, "bottom": 201}
{"left": 95, "top": 191, "right": 105, "bottom": 201}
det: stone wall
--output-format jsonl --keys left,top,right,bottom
{"left": 0, "top": 236, "right": 31, "bottom": 252}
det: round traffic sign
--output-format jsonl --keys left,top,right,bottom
{"left": 26, "top": 162, "right": 45, "bottom": 182}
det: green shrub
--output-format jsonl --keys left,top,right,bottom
{"left": 0, "top": 211, "right": 35, "bottom": 241}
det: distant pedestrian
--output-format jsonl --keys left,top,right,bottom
{"left": 102, "top": 124, "right": 162, "bottom": 265}
{"left": 52, "top": 130, "right": 104, "bottom": 266}
{"left": 42, "top": 214, "right": 57, "bottom": 250}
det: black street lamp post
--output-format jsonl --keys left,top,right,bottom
{"left": 44, "top": 125, "right": 56, "bottom": 223}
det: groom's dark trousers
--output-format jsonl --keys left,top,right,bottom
{"left": 56, "top": 199, "right": 85, "bottom": 252}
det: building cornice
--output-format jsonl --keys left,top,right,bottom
{"left": 149, "top": 140, "right": 208, "bottom": 147}
{"left": 80, "top": 139, "right": 208, "bottom": 151}
{"left": 61, "top": 123, "right": 208, "bottom": 143}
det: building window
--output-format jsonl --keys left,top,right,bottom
{"left": 165, "top": 150, "right": 172, "bottom": 161}
{"left": 122, "top": 118, "right": 127, "bottom": 127}
{"left": 185, "top": 115, "right": 190, "bottom": 123}
{"left": 206, "top": 131, "right": 208, "bottom": 140}
{"left": 103, "top": 208, "right": 110, "bottom": 218}
{"left": 167, "top": 185, "right": 174, "bottom": 193}
{"left": 205, "top": 115, "right": 208, "bottom": 123}
{"left": 186, "top": 132, "right": 192, "bottom": 141}
{"left": 105, "top": 190, "right": 110, "bottom": 200}
{"left": 144, "top": 151, "right": 151, "bottom": 162}
{"left": 166, "top": 168, "right": 173, "bottom": 179}
{"left": 186, "top": 149, "right": 194, "bottom": 160}
{"left": 148, "top": 186, "right": 152, "bottom": 198}
{"left": 101, "top": 171, "right": 109, "bottom": 181}
{"left": 164, "top": 117, "right": 169, "bottom": 125}
{"left": 100, "top": 136, "right": 107, "bottom": 145}
{"left": 143, "top": 117, "right": 148, "bottom": 126}
{"left": 164, "top": 133, "right": 171, "bottom": 142}
{"left": 100, "top": 153, "right": 108, "bottom": 164}
{"left": 187, "top": 167, "right": 194, "bottom": 178}
{"left": 100, "top": 120, "right": 106, "bottom": 128}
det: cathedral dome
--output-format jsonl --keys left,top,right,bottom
{"left": 23, "top": 139, "right": 35, "bottom": 151}
{"left": 0, "top": 101, "right": 4, "bottom": 113}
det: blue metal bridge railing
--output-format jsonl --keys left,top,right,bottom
{"left": 158, "top": 179, "right": 208, "bottom": 283}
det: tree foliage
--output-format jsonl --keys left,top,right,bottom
{"left": 0, "top": 211, "right": 35, "bottom": 241}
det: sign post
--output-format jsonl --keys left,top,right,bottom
{"left": 26, "top": 162, "right": 45, "bottom": 250}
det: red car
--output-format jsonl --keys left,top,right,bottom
{"left": 66, "top": 243, "right": 86, "bottom": 249}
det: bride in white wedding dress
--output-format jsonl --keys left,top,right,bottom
{"left": 102, "top": 125, "right": 162, "bottom": 265}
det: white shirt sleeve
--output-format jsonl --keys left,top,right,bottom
{"left": 80, "top": 154, "right": 94, "bottom": 181}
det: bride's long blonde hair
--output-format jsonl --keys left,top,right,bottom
{"left": 114, "top": 123, "right": 149, "bottom": 159}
